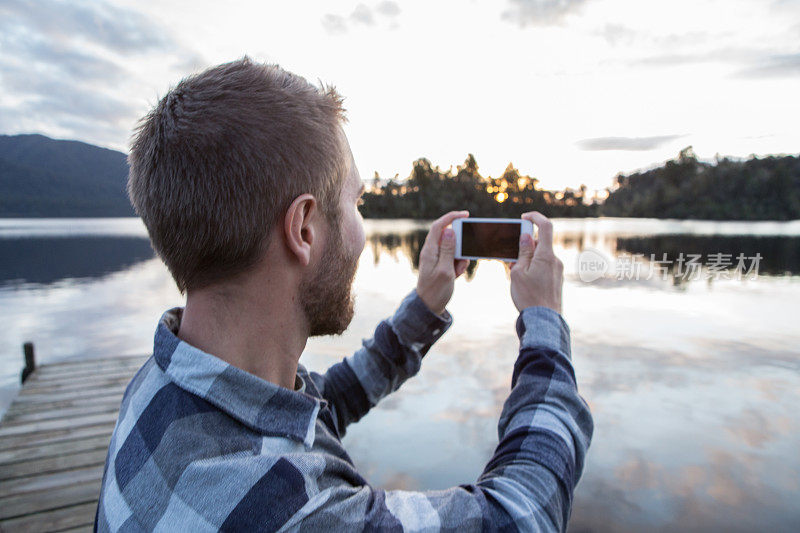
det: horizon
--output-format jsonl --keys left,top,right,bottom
{"left": 3, "top": 131, "right": 798, "bottom": 198}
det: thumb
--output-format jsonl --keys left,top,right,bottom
{"left": 438, "top": 228, "right": 456, "bottom": 268}
{"left": 515, "top": 232, "right": 534, "bottom": 270}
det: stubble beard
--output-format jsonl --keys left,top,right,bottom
{"left": 300, "top": 218, "right": 359, "bottom": 337}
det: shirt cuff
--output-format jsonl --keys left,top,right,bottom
{"left": 388, "top": 288, "right": 453, "bottom": 348}
{"left": 515, "top": 306, "right": 572, "bottom": 359}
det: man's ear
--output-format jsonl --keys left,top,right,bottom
{"left": 284, "top": 194, "right": 319, "bottom": 267}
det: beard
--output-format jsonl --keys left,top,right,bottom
{"left": 299, "top": 218, "right": 360, "bottom": 337}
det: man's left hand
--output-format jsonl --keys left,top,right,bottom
{"left": 416, "top": 210, "right": 470, "bottom": 316}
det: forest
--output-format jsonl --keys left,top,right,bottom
{"left": 360, "top": 147, "right": 800, "bottom": 221}
{"left": 601, "top": 147, "right": 800, "bottom": 220}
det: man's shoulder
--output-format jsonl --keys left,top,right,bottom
{"left": 100, "top": 380, "right": 337, "bottom": 531}
{"left": 113, "top": 358, "right": 263, "bottom": 457}
{"left": 100, "top": 361, "right": 268, "bottom": 525}
{"left": 99, "top": 356, "right": 363, "bottom": 530}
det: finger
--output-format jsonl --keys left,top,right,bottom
{"left": 455, "top": 259, "right": 469, "bottom": 277}
{"left": 424, "top": 210, "right": 469, "bottom": 257}
{"left": 438, "top": 227, "right": 457, "bottom": 268}
{"left": 514, "top": 231, "right": 535, "bottom": 271}
{"left": 521, "top": 211, "right": 553, "bottom": 256}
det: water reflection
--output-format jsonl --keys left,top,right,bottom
{"left": 616, "top": 235, "right": 800, "bottom": 276}
{"left": 0, "top": 236, "right": 154, "bottom": 287}
{"left": 0, "top": 217, "right": 797, "bottom": 531}
{"left": 368, "top": 225, "right": 800, "bottom": 287}
{"left": 3, "top": 217, "right": 797, "bottom": 291}
{"left": 368, "top": 231, "right": 480, "bottom": 280}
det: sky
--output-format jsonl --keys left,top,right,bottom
{"left": 1, "top": 0, "right": 799, "bottom": 194}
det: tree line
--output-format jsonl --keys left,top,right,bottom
{"left": 359, "top": 147, "right": 800, "bottom": 221}
{"left": 601, "top": 147, "right": 800, "bottom": 220}
{"left": 359, "top": 154, "right": 596, "bottom": 219}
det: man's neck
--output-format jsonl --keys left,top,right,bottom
{"left": 175, "top": 271, "right": 307, "bottom": 391}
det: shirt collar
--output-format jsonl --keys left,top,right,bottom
{"left": 152, "top": 306, "right": 325, "bottom": 448}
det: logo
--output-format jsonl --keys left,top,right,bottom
{"left": 577, "top": 248, "right": 610, "bottom": 283}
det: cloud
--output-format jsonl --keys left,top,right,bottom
{"left": 351, "top": 4, "right": 376, "bottom": 25}
{"left": 321, "top": 14, "right": 349, "bottom": 34}
{"left": 376, "top": 0, "right": 401, "bottom": 17}
{"left": 2, "top": 38, "right": 126, "bottom": 82}
{"left": 597, "top": 23, "right": 638, "bottom": 47}
{"left": 501, "top": 0, "right": 588, "bottom": 27}
{"left": 772, "top": 0, "right": 800, "bottom": 10}
{"left": 0, "top": 0, "right": 204, "bottom": 149}
{"left": 576, "top": 135, "right": 687, "bottom": 151}
{"left": 733, "top": 53, "right": 800, "bottom": 78}
{"left": 0, "top": 0, "right": 173, "bottom": 55}
{"left": 598, "top": 24, "right": 710, "bottom": 49}
{"left": 628, "top": 45, "right": 800, "bottom": 79}
{"left": 630, "top": 47, "right": 763, "bottom": 68}
{"left": 1, "top": 62, "right": 137, "bottom": 122}
{"left": 322, "top": 1, "right": 401, "bottom": 34}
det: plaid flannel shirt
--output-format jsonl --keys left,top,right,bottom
{"left": 95, "top": 287, "right": 593, "bottom": 532}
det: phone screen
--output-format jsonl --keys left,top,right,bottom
{"left": 461, "top": 221, "right": 522, "bottom": 259}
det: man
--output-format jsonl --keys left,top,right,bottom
{"left": 95, "top": 57, "right": 593, "bottom": 532}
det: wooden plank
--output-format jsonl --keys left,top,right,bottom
{"left": 0, "top": 479, "right": 100, "bottom": 520}
{"left": 31, "top": 356, "right": 146, "bottom": 374}
{"left": 59, "top": 526, "right": 94, "bottom": 533}
{"left": 19, "top": 377, "right": 133, "bottom": 397}
{"left": 16, "top": 378, "right": 128, "bottom": 395}
{"left": 0, "top": 434, "right": 111, "bottom": 465}
{"left": 27, "top": 368, "right": 140, "bottom": 386}
{"left": 26, "top": 362, "right": 146, "bottom": 384}
{"left": 1, "top": 402, "right": 122, "bottom": 426}
{"left": 0, "top": 501, "right": 98, "bottom": 532}
{"left": 0, "top": 422, "right": 116, "bottom": 452}
{"left": 5, "top": 392, "right": 125, "bottom": 415}
{"left": 30, "top": 356, "right": 145, "bottom": 372}
{"left": 27, "top": 356, "right": 145, "bottom": 372}
{"left": 0, "top": 448, "right": 108, "bottom": 481}
{"left": 22, "top": 365, "right": 141, "bottom": 390}
{"left": 0, "top": 357, "right": 147, "bottom": 531}
{"left": 0, "top": 412, "right": 120, "bottom": 439}
{"left": 23, "top": 368, "right": 139, "bottom": 386}
{"left": 33, "top": 354, "right": 147, "bottom": 368}
{"left": 12, "top": 385, "right": 128, "bottom": 405}
{"left": 24, "top": 369, "right": 141, "bottom": 390}
{"left": 0, "top": 464, "right": 103, "bottom": 499}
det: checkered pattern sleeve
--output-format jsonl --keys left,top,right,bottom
{"left": 299, "top": 306, "right": 594, "bottom": 532}
{"left": 307, "top": 287, "right": 452, "bottom": 438}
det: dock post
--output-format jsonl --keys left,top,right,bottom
{"left": 21, "top": 341, "right": 35, "bottom": 383}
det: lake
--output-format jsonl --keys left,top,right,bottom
{"left": 1, "top": 217, "right": 799, "bottom": 531}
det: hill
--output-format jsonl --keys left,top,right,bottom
{"left": 0, "top": 134, "right": 135, "bottom": 217}
{"left": 601, "top": 147, "right": 800, "bottom": 220}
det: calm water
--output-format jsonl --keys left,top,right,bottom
{"left": 1, "top": 217, "right": 799, "bottom": 532}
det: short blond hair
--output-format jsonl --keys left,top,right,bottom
{"left": 127, "top": 56, "right": 348, "bottom": 295}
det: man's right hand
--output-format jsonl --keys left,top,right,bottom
{"left": 509, "top": 211, "right": 564, "bottom": 314}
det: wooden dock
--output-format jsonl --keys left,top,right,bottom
{"left": 0, "top": 350, "right": 148, "bottom": 532}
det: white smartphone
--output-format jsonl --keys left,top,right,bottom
{"left": 452, "top": 217, "right": 534, "bottom": 262}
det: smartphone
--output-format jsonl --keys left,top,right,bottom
{"left": 452, "top": 217, "right": 534, "bottom": 262}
